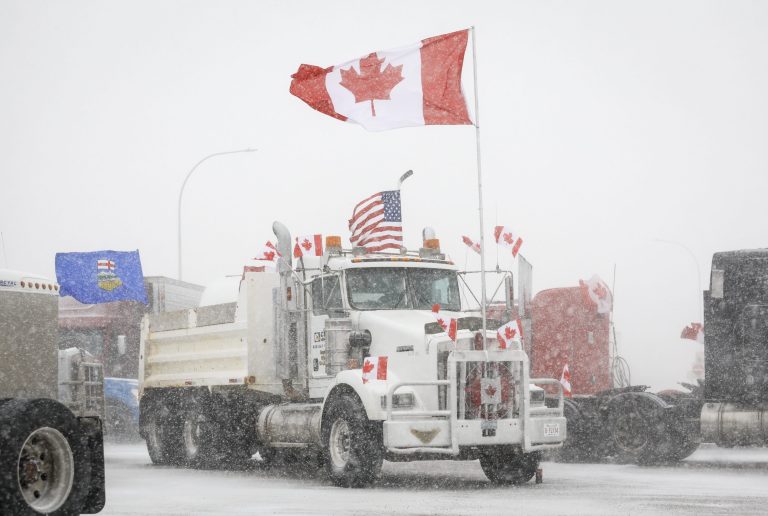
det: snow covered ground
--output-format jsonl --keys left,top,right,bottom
{"left": 100, "top": 443, "right": 768, "bottom": 515}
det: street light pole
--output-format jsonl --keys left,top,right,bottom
{"left": 653, "top": 238, "right": 702, "bottom": 317}
{"left": 177, "top": 148, "right": 257, "bottom": 280}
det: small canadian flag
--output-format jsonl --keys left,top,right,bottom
{"left": 461, "top": 235, "right": 481, "bottom": 254}
{"left": 362, "top": 356, "right": 388, "bottom": 384}
{"left": 253, "top": 241, "right": 282, "bottom": 262}
{"left": 494, "top": 226, "right": 523, "bottom": 257}
{"left": 432, "top": 304, "right": 458, "bottom": 342}
{"left": 294, "top": 234, "right": 324, "bottom": 258}
{"left": 560, "top": 364, "right": 572, "bottom": 398}
{"left": 496, "top": 319, "right": 524, "bottom": 350}
{"left": 680, "top": 322, "right": 704, "bottom": 344}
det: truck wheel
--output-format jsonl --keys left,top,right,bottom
{"left": 479, "top": 447, "right": 540, "bottom": 485}
{"left": 322, "top": 394, "right": 383, "bottom": 488}
{"left": 180, "top": 407, "right": 216, "bottom": 468}
{"left": 144, "top": 410, "right": 183, "bottom": 466}
{"left": 0, "top": 399, "right": 91, "bottom": 515}
{"left": 608, "top": 396, "right": 665, "bottom": 464}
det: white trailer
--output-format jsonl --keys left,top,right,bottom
{"left": 139, "top": 223, "right": 566, "bottom": 487}
{"left": 0, "top": 269, "right": 105, "bottom": 515}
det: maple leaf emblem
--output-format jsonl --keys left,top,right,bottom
{"left": 504, "top": 326, "right": 515, "bottom": 340}
{"left": 485, "top": 384, "right": 497, "bottom": 398}
{"left": 339, "top": 53, "right": 404, "bottom": 117}
{"left": 362, "top": 360, "right": 374, "bottom": 374}
{"left": 593, "top": 282, "right": 608, "bottom": 300}
{"left": 264, "top": 251, "right": 275, "bottom": 261}
{"left": 301, "top": 238, "right": 313, "bottom": 251}
{"left": 503, "top": 232, "right": 514, "bottom": 245}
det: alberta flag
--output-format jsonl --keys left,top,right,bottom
{"left": 55, "top": 250, "right": 148, "bottom": 304}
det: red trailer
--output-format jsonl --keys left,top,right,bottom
{"left": 530, "top": 287, "right": 612, "bottom": 396}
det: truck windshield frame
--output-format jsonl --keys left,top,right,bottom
{"left": 345, "top": 267, "right": 461, "bottom": 311}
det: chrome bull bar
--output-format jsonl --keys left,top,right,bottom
{"left": 384, "top": 350, "right": 565, "bottom": 455}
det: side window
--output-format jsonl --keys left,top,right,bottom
{"left": 312, "top": 275, "right": 342, "bottom": 315}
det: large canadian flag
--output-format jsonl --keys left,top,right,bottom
{"left": 290, "top": 30, "right": 472, "bottom": 131}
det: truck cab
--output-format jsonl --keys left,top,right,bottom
{"left": 139, "top": 224, "right": 566, "bottom": 487}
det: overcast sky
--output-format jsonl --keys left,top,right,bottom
{"left": 1, "top": 1, "right": 766, "bottom": 389}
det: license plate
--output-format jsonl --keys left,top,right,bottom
{"left": 543, "top": 423, "right": 560, "bottom": 437}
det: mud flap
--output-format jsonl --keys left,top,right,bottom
{"left": 78, "top": 416, "right": 106, "bottom": 514}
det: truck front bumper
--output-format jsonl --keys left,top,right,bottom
{"left": 383, "top": 414, "right": 567, "bottom": 451}
{"left": 381, "top": 350, "right": 567, "bottom": 456}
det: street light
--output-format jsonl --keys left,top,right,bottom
{"left": 653, "top": 238, "right": 702, "bottom": 317}
{"left": 177, "top": 148, "right": 257, "bottom": 280}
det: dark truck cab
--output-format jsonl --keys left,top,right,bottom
{"left": 701, "top": 249, "right": 768, "bottom": 445}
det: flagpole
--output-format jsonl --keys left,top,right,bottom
{"left": 470, "top": 26, "right": 488, "bottom": 351}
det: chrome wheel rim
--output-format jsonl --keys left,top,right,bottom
{"left": 329, "top": 419, "right": 351, "bottom": 469}
{"left": 17, "top": 427, "right": 75, "bottom": 513}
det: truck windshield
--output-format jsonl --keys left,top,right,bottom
{"left": 346, "top": 267, "right": 461, "bottom": 311}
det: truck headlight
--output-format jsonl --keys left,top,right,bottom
{"left": 530, "top": 386, "right": 545, "bottom": 407}
{"left": 381, "top": 393, "right": 415, "bottom": 409}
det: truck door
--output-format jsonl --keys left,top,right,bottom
{"left": 309, "top": 274, "right": 343, "bottom": 378}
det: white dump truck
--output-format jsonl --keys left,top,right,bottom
{"left": 0, "top": 269, "right": 105, "bottom": 515}
{"left": 138, "top": 223, "right": 566, "bottom": 487}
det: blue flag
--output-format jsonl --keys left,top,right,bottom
{"left": 55, "top": 250, "right": 148, "bottom": 304}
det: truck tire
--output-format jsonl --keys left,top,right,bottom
{"left": 608, "top": 394, "right": 666, "bottom": 464}
{"left": 322, "top": 393, "right": 383, "bottom": 488}
{"left": 144, "top": 410, "right": 183, "bottom": 466}
{"left": 479, "top": 447, "right": 540, "bottom": 485}
{"left": 0, "top": 399, "right": 91, "bottom": 516}
{"left": 180, "top": 403, "right": 217, "bottom": 468}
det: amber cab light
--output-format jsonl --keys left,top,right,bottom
{"left": 424, "top": 238, "right": 440, "bottom": 250}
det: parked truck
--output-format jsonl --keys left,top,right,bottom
{"left": 529, "top": 286, "right": 701, "bottom": 464}
{"left": 530, "top": 248, "right": 768, "bottom": 464}
{"left": 0, "top": 269, "right": 105, "bottom": 515}
{"left": 138, "top": 223, "right": 566, "bottom": 487}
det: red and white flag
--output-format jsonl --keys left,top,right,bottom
{"left": 362, "top": 356, "right": 388, "bottom": 384}
{"left": 349, "top": 190, "right": 402, "bottom": 252}
{"left": 432, "top": 304, "right": 458, "bottom": 342}
{"left": 579, "top": 275, "right": 613, "bottom": 314}
{"left": 461, "top": 235, "right": 481, "bottom": 254}
{"left": 253, "top": 241, "right": 282, "bottom": 262}
{"left": 560, "top": 364, "right": 572, "bottom": 398}
{"left": 290, "top": 30, "right": 472, "bottom": 131}
{"left": 294, "top": 234, "right": 324, "bottom": 258}
{"left": 681, "top": 322, "right": 704, "bottom": 343}
{"left": 494, "top": 226, "right": 523, "bottom": 257}
{"left": 97, "top": 259, "right": 116, "bottom": 271}
{"left": 496, "top": 319, "right": 524, "bottom": 350}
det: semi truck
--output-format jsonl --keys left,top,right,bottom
{"left": 138, "top": 223, "right": 566, "bottom": 487}
{"left": 529, "top": 286, "right": 700, "bottom": 464}
{"left": 530, "top": 248, "right": 768, "bottom": 464}
{"left": 0, "top": 269, "right": 105, "bottom": 515}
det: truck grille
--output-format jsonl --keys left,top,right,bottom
{"left": 437, "top": 351, "right": 521, "bottom": 420}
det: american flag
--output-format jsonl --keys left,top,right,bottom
{"left": 348, "top": 190, "right": 402, "bottom": 252}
